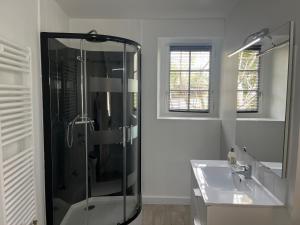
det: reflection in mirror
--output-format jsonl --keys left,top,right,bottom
{"left": 234, "top": 22, "right": 294, "bottom": 178}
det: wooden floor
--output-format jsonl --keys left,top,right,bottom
{"left": 142, "top": 205, "right": 190, "bottom": 225}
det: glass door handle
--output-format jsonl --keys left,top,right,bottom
{"left": 129, "top": 125, "right": 133, "bottom": 145}
{"left": 117, "top": 126, "right": 133, "bottom": 145}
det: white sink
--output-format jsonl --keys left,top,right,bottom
{"left": 200, "top": 167, "right": 250, "bottom": 192}
{"left": 191, "top": 160, "right": 283, "bottom": 206}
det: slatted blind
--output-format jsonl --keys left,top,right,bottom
{"left": 237, "top": 46, "right": 261, "bottom": 112}
{"left": 169, "top": 46, "right": 211, "bottom": 112}
{"left": 0, "top": 37, "right": 37, "bottom": 225}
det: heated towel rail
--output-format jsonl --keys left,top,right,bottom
{"left": 0, "top": 37, "right": 37, "bottom": 225}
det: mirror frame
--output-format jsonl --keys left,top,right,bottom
{"left": 282, "top": 20, "right": 295, "bottom": 178}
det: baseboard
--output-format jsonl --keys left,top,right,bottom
{"left": 142, "top": 195, "right": 191, "bottom": 205}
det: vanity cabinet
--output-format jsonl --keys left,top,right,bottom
{"left": 191, "top": 172, "right": 207, "bottom": 225}
{"left": 190, "top": 161, "right": 285, "bottom": 225}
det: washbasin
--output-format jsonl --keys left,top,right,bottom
{"left": 191, "top": 160, "right": 284, "bottom": 206}
{"left": 200, "top": 166, "right": 250, "bottom": 192}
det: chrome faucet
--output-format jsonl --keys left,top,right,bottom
{"left": 232, "top": 163, "right": 252, "bottom": 179}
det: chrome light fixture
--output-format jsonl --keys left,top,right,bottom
{"left": 228, "top": 28, "right": 270, "bottom": 57}
{"left": 257, "top": 39, "right": 289, "bottom": 57}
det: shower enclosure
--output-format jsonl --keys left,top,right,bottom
{"left": 40, "top": 32, "right": 141, "bottom": 225}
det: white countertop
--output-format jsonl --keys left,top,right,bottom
{"left": 191, "top": 160, "right": 284, "bottom": 207}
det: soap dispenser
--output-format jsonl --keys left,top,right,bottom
{"left": 227, "top": 147, "right": 237, "bottom": 165}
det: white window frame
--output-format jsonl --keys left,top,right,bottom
{"left": 157, "top": 37, "right": 221, "bottom": 119}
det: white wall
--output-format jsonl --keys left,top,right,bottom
{"left": 259, "top": 44, "right": 289, "bottom": 120}
{"left": 269, "top": 46, "right": 289, "bottom": 120}
{"left": 0, "top": 1, "right": 69, "bottom": 224}
{"left": 70, "top": 18, "right": 224, "bottom": 202}
{"left": 221, "top": 0, "right": 300, "bottom": 224}
{"left": 40, "top": 0, "right": 69, "bottom": 32}
{"left": 140, "top": 19, "right": 223, "bottom": 202}
{"left": 0, "top": 1, "right": 38, "bottom": 222}
{"left": 70, "top": 19, "right": 142, "bottom": 43}
{"left": 250, "top": 44, "right": 289, "bottom": 120}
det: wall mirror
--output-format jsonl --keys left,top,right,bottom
{"left": 232, "top": 21, "right": 295, "bottom": 178}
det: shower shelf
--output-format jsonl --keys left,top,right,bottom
{"left": 0, "top": 36, "right": 37, "bottom": 225}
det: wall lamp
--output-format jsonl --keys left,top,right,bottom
{"left": 228, "top": 28, "right": 270, "bottom": 57}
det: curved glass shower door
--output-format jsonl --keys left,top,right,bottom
{"left": 41, "top": 33, "right": 141, "bottom": 225}
{"left": 124, "top": 44, "right": 141, "bottom": 220}
{"left": 85, "top": 40, "right": 126, "bottom": 224}
{"left": 84, "top": 40, "right": 132, "bottom": 225}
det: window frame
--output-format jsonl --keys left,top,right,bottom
{"left": 237, "top": 45, "right": 262, "bottom": 113}
{"left": 157, "top": 37, "right": 221, "bottom": 120}
{"left": 168, "top": 45, "right": 212, "bottom": 113}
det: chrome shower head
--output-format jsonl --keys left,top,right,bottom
{"left": 86, "top": 29, "right": 107, "bottom": 42}
{"left": 87, "top": 29, "right": 98, "bottom": 35}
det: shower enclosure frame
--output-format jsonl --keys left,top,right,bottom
{"left": 40, "top": 32, "right": 142, "bottom": 225}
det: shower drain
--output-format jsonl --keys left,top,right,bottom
{"left": 84, "top": 205, "right": 96, "bottom": 211}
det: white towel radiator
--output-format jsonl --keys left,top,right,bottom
{"left": 0, "top": 36, "right": 37, "bottom": 225}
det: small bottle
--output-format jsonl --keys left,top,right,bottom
{"left": 227, "top": 148, "right": 237, "bottom": 165}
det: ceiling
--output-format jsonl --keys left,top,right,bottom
{"left": 56, "top": 0, "right": 241, "bottom": 19}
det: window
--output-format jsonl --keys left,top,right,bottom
{"left": 169, "top": 46, "right": 211, "bottom": 112}
{"left": 157, "top": 38, "right": 220, "bottom": 119}
{"left": 237, "top": 46, "right": 261, "bottom": 112}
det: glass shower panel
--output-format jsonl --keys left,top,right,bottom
{"left": 83, "top": 40, "right": 125, "bottom": 225}
{"left": 125, "top": 44, "right": 141, "bottom": 220}
{"left": 47, "top": 38, "right": 87, "bottom": 225}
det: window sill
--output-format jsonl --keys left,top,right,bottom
{"left": 237, "top": 118, "right": 285, "bottom": 122}
{"left": 157, "top": 110, "right": 219, "bottom": 120}
{"left": 157, "top": 115, "right": 221, "bottom": 121}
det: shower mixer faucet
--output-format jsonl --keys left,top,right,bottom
{"left": 66, "top": 115, "right": 95, "bottom": 148}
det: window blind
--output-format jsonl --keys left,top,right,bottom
{"left": 237, "top": 46, "right": 261, "bottom": 112}
{"left": 169, "top": 45, "right": 211, "bottom": 112}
